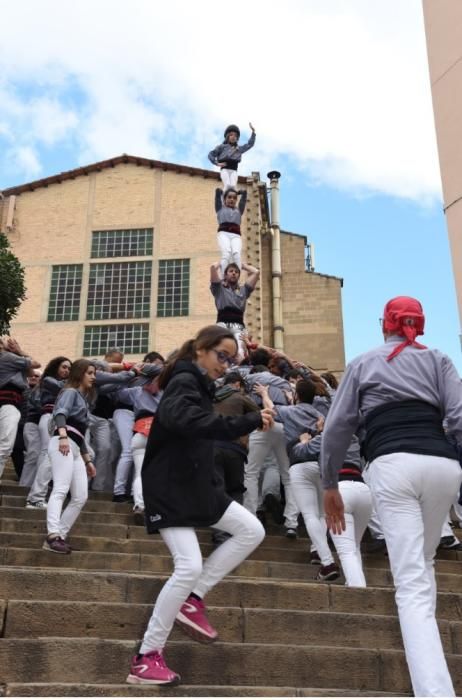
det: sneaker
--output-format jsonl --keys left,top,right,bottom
{"left": 42, "top": 535, "right": 71, "bottom": 554}
{"left": 310, "top": 550, "right": 321, "bottom": 565}
{"left": 316, "top": 562, "right": 340, "bottom": 582}
{"left": 285, "top": 527, "right": 297, "bottom": 539}
{"left": 263, "top": 493, "right": 285, "bottom": 525}
{"left": 26, "top": 500, "right": 47, "bottom": 510}
{"left": 133, "top": 505, "right": 145, "bottom": 526}
{"left": 112, "top": 494, "right": 132, "bottom": 503}
{"left": 439, "top": 535, "right": 462, "bottom": 550}
{"left": 175, "top": 595, "right": 218, "bottom": 643}
{"left": 126, "top": 651, "right": 180, "bottom": 685}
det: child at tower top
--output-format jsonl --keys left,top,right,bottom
{"left": 208, "top": 122, "right": 256, "bottom": 192}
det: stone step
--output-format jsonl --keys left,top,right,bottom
{"left": 0, "top": 530, "right": 313, "bottom": 563}
{"left": 0, "top": 683, "right": 408, "bottom": 697}
{"left": 0, "top": 514, "right": 312, "bottom": 549}
{"left": 4, "top": 599, "right": 462, "bottom": 654}
{"left": 0, "top": 567, "right": 460, "bottom": 620}
{"left": 0, "top": 638, "right": 427, "bottom": 693}
{"left": 1, "top": 545, "right": 461, "bottom": 590}
{"left": 0, "top": 530, "right": 460, "bottom": 573}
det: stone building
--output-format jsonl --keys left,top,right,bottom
{"left": 423, "top": 0, "right": 462, "bottom": 349}
{"left": 0, "top": 154, "right": 345, "bottom": 371}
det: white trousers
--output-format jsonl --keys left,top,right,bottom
{"left": 362, "top": 463, "right": 385, "bottom": 540}
{"left": 290, "top": 461, "right": 334, "bottom": 566}
{"left": 330, "top": 480, "right": 372, "bottom": 587}
{"left": 89, "top": 414, "right": 113, "bottom": 492}
{"left": 220, "top": 168, "right": 238, "bottom": 192}
{"left": 28, "top": 413, "right": 52, "bottom": 502}
{"left": 0, "top": 404, "right": 20, "bottom": 479}
{"left": 244, "top": 422, "right": 298, "bottom": 529}
{"left": 131, "top": 432, "right": 147, "bottom": 509}
{"left": 112, "top": 408, "right": 134, "bottom": 496}
{"left": 216, "top": 322, "right": 246, "bottom": 362}
{"left": 140, "top": 500, "right": 264, "bottom": 654}
{"left": 19, "top": 422, "right": 41, "bottom": 487}
{"left": 217, "top": 231, "right": 242, "bottom": 273}
{"left": 46, "top": 436, "right": 88, "bottom": 538}
{"left": 369, "top": 452, "right": 462, "bottom": 697}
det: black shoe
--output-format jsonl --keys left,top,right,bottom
{"left": 263, "top": 493, "right": 285, "bottom": 525}
{"left": 316, "top": 563, "right": 340, "bottom": 582}
{"left": 285, "top": 527, "right": 297, "bottom": 540}
{"left": 112, "top": 494, "right": 131, "bottom": 503}
{"left": 439, "top": 536, "right": 462, "bottom": 550}
{"left": 363, "top": 537, "right": 387, "bottom": 554}
{"left": 310, "top": 550, "right": 321, "bottom": 565}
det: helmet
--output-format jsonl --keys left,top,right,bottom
{"left": 224, "top": 124, "right": 240, "bottom": 140}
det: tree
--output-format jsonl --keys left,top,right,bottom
{"left": 0, "top": 232, "right": 26, "bottom": 334}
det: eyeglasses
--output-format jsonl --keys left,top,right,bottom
{"left": 213, "top": 350, "right": 236, "bottom": 366}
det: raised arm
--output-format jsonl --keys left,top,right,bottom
{"left": 239, "top": 125, "right": 256, "bottom": 155}
{"left": 215, "top": 188, "right": 223, "bottom": 213}
{"left": 210, "top": 262, "right": 222, "bottom": 285}
{"left": 241, "top": 262, "right": 260, "bottom": 290}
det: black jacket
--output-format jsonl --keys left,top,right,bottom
{"left": 142, "top": 361, "right": 263, "bottom": 532}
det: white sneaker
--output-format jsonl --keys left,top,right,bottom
{"left": 26, "top": 500, "right": 47, "bottom": 510}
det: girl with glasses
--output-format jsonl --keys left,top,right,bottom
{"left": 127, "top": 325, "right": 274, "bottom": 686}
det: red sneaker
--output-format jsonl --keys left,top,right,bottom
{"left": 175, "top": 595, "right": 218, "bottom": 643}
{"left": 126, "top": 651, "right": 180, "bottom": 685}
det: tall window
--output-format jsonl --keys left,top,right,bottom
{"left": 91, "top": 228, "right": 153, "bottom": 258}
{"left": 83, "top": 324, "right": 149, "bottom": 356}
{"left": 86, "top": 261, "right": 152, "bottom": 320}
{"left": 157, "top": 259, "right": 190, "bottom": 317}
{"left": 48, "top": 265, "right": 83, "bottom": 322}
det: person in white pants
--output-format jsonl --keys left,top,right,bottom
{"left": 289, "top": 433, "right": 339, "bottom": 579}
{"left": 329, "top": 463, "right": 372, "bottom": 588}
{"left": 245, "top": 421, "right": 299, "bottom": 533}
{"left": 210, "top": 262, "right": 259, "bottom": 362}
{"left": 215, "top": 188, "right": 246, "bottom": 274}
{"left": 0, "top": 337, "right": 40, "bottom": 480}
{"left": 208, "top": 123, "right": 256, "bottom": 192}
{"left": 254, "top": 378, "right": 326, "bottom": 539}
{"left": 127, "top": 324, "right": 273, "bottom": 686}
{"left": 44, "top": 360, "right": 97, "bottom": 555}
{"left": 26, "top": 358, "right": 72, "bottom": 508}
{"left": 322, "top": 296, "right": 462, "bottom": 697}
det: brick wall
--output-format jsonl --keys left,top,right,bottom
{"left": 2, "top": 161, "right": 345, "bottom": 371}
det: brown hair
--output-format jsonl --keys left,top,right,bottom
{"left": 158, "top": 325, "right": 237, "bottom": 389}
{"left": 64, "top": 358, "right": 97, "bottom": 401}
{"left": 321, "top": 372, "right": 339, "bottom": 390}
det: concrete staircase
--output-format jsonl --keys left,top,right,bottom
{"left": 0, "top": 465, "right": 461, "bottom": 696}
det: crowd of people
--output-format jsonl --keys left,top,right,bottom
{"left": 0, "top": 124, "right": 461, "bottom": 695}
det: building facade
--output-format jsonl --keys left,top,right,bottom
{"left": 0, "top": 154, "right": 345, "bottom": 371}
{"left": 423, "top": 0, "right": 462, "bottom": 347}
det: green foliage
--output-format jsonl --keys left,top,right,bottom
{"left": 0, "top": 232, "right": 26, "bottom": 334}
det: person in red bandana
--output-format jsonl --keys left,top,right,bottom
{"left": 320, "top": 296, "right": 462, "bottom": 697}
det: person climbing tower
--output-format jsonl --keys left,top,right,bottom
{"left": 215, "top": 187, "right": 247, "bottom": 273}
{"left": 210, "top": 261, "right": 259, "bottom": 360}
{"left": 208, "top": 122, "right": 256, "bottom": 192}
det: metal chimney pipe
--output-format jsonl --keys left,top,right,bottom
{"left": 267, "top": 170, "right": 284, "bottom": 351}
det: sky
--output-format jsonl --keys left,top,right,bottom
{"left": 0, "top": 0, "right": 460, "bottom": 371}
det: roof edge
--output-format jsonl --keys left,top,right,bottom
{"left": 1, "top": 153, "right": 247, "bottom": 196}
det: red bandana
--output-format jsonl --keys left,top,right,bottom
{"left": 382, "top": 296, "right": 427, "bottom": 362}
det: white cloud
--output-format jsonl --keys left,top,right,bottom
{"left": 7, "top": 146, "right": 42, "bottom": 179}
{"left": 0, "top": 0, "right": 442, "bottom": 202}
